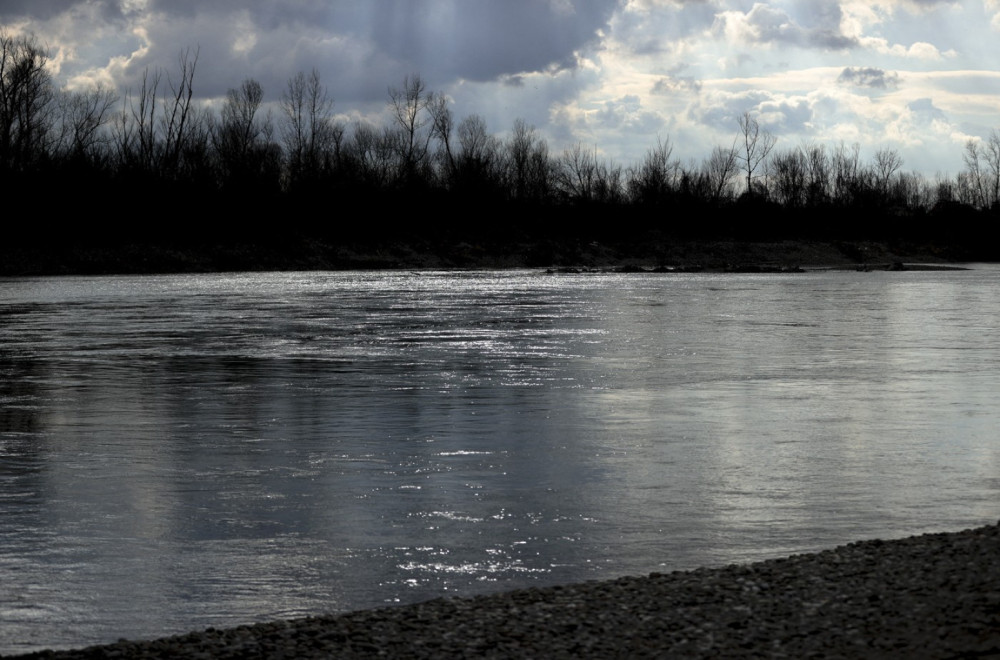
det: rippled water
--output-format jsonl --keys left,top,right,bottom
{"left": 2, "top": 268, "right": 998, "bottom": 653}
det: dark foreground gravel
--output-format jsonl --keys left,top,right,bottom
{"left": 9, "top": 522, "right": 1000, "bottom": 659}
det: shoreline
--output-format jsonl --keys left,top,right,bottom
{"left": 0, "top": 238, "right": 980, "bottom": 277}
{"left": 9, "top": 522, "right": 999, "bottom": 658}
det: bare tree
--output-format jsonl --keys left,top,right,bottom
{"left": 627, "top": 136, "right": 680, "bottom": 205}
{"left": 57, "top": 84, "right": 118, "bottom": 159}
{"left": 803, "top": 143, "right": 830, "bottom": 205}
{"left": 985, "top": 130, "right": 1000, "bottom": 209}
{"left": 963, "top": 130, "right": 1000, "bottom": 209}
{"left": 895, "top": 171, "right": 933, "bottom": 211}
{"left": 933, "top": 172, "right": 957, "bottom": 205}
{"left": 737, "top": 111, "right": 776, "bottom": 197}
{"left": 113, "top": 67, "right": 160, "bottom": 172}
{"left": 457, "top": 114, "right": 499, "bottom": 166}
{"left": 556, "top": 143, "right": 597, "bottom": 202}
{"left": 770, "top": 147, "right": 807, "bottom": 207}
{"left": 832, "top": 141, "right": 862, "bottom": 204}
{"left": 555, "top": 143, "right": 622, "bottom": 203}
{"left": 0, "top": 30, "right": 56, "bottom": 170}
{"left": 387, "top": 73, "right": 435, "bottom": 181}
{"left": 704, "top": 143, "right": 740, "bottom": 203}
{"left": 506, "top": 118, "right": 551, "bottom": 201}
{"left": 176, "top": 104, "right": 215, "bottom": 182}
{"left": 964, "top": 139, "right": 988, "bottom": 208}
{"left": 346, "top": 121, "right": 402, "bottom": 189}
{"left": 428, "top": 92, "right": 454, "bottom": 180}
{"left": 954, "top": 171, "right": 978, "bottom": 207}
{"left": 281, "top": 68, "right": 341, "bottom": 185}
{"left": 160, "top": 47, "right": 198, "bottom": 175}
{"left": 218, "top": 79, "right": 270, "bottom": 157}
{"left": 676, "top": 164, "right": 712, "bottom": 202}
{"left": 873, "top": 146, "right": 902, "bottom": 194}
{"left": 450, "top": 114, "right": 502, "bottom": 195}
{"left": 214, "top": 78, "right": 275, "bottom": 183}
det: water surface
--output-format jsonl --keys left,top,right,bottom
{"left": 1, "top": 268, "right": 998, "bottom": 653}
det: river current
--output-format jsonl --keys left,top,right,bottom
{"left": 1, "top": 268, "right": 998, "bottom": 653}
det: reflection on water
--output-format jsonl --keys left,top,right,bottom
{"left": 1, "top": 268, "right": 999, "bottom": 653}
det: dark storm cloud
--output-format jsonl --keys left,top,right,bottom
{"left": 837, "top": 66, "right": 900, "bottom": 89}
{"left": 145, "top": 0, "right": 331, "bottom": 29}
{"left": 4, "top": 0, "right": 618, "bottom": 103}
{"left": 337, "top": 1, "right": 619, "bottom": 82}
{"left": 0, "top": 0, "right": 122, "bottom": 21}
{"left": 131, "top": 0, "right": 618, "bottom": 83}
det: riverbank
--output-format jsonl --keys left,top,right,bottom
{"left": 0, "top": 237, "right": 974, "bottom": 276}
{"left": 9, "top": 522, "right": 999, "bottom": 658}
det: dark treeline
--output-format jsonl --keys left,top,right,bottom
{"left": 3, "top": 30, "right": 999, "bottom": 264}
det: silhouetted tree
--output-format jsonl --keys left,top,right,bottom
{"left": 555, "top": 143, "right": 623, "bottom": 204}
{"left": 113, "top": 67, "right": 160, "bottom": 173}
{"left": 428, "top": 92, "right": 455, "bottom": 181}
{"left": 280, "top": 69, "right": 342, "bottom": 190}
{"left": 873, "top": 147, "right": 902, "bottom": 196}
{"left": 983, "top": 131, "right": 1000, "bottom": 208}
{"left": 737, "top": 111, "right": 776, "bottom": 197}
{"left": 159, "top": 48, "right": 199, "bottom": 177}
{"left": 214, "top": 78, "right": 279, "bottom": 191}
{"left": 704, "top": 143, "right": 740, "bottom": 203}
{"left": 832, "top": 141, "right": 862, "bottom": 205}
{"left": 110, "top": 49, "right": 204, "bottom": 182}
{"left": 627, "top": 136, "right": 680, "bottom": 206}
{"left": 894, "top": 171, "right": 934, "bottom": 211}
{"left": 2, "top": 38, "right": 993, "bottom": 257}
{"left": 345, "top": 121, "right": 401, "bottom": 190}
{"left": 963, "top": 130, "right": 1000, "bottom": 209}
{"left": 216, "top": 78, "right": 268, "bottom": 160}
{"left": 506, "top": 119, "right": 551, "bottom": 202}
{"left": 387, "top": 73, "right": 436, "bottom": 185}
{"left": 770, "top": 147, "right": 807, "bottom": 207}
{"left": 56, "top": 84, "right": 117, "bottom": 161}
{"left": 803, "top": 143, "right": 831, "bottom": 206}
{"left": 452, "top": 113, "right": 503, "bottom": 198}
{"left": 0, "top": 30, "right": 55, "bottom": 172}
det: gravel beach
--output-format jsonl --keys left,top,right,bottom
{"left": 8, "top": 522, "right": 999, "bottom": 659}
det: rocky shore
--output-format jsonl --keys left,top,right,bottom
{"left": 9, "top": 522, "right": 999, "bottom": 659}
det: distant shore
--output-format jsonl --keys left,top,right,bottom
{"left": 9, "top": 521, "right": 999, "bottom": 658}
{"left": 0, "top": 237, "right": 983, "bottom": 277}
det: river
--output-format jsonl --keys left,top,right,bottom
{"left": 1, "top": 268, "right": 998, "bottom": 653}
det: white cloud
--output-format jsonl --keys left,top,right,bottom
{"left": 711, "top": 2, "right": 857, "bottom": 50}
{"left": 860, "top": 37, "right": 956, "bottom": 59}
{"left": 987, "top": 0, "right": 1000, "bottom": 29}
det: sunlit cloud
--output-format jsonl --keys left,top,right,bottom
{"left": 987, "top": 0, "right": 1000, "bottom": 29}
{"left": 860, "top": 37, "right": 957, "bottom": 60}
{"left": 711, "top": 3, "right": 857, "bottom": 50}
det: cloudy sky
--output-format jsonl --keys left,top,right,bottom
{"left": 4, "top": 0, "right": 1000, "bottom": 176}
